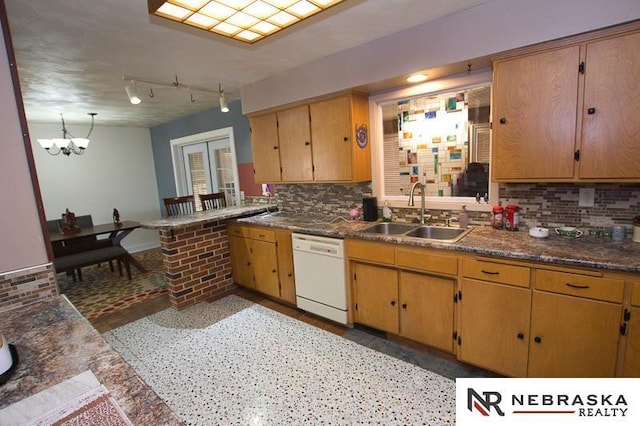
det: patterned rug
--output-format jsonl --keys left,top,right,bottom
{"left": 58, "top": 249, "right": 167, "bottom": 320}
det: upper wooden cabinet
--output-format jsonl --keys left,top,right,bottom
{"left": 492, "top": 24, "right": 640, "bottom": 181}
{"left": 249, "top": 93, "right": 371, "bottom": 183}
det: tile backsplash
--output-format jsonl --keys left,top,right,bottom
{"left": 273, "top": 182, "right": 640, "bottom": 234}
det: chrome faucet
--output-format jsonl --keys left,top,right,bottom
{"left": 408, "top": 182, "right": 427, "bottom": 224}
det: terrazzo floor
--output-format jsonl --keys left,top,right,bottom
{"left": 103, "top": 295, "right": 456, "bottom": 425}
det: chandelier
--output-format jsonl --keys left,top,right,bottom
{"left": 36, "top": 113, "right": 97, "bottom": 156}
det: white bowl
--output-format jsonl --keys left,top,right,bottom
{"left": 529, "top": 227, "right": 549, "bottom": 238}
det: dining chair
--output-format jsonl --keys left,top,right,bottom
{"left": 164, "top": 196, "right": 196, "bottom": 216}
{"left": 200, "top": 192, "right": 227, "bottom": 211}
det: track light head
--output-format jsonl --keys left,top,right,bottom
{"left": 125, "top": 82, "right": 141, "bottom": 105}
{"left": 218, "top": 83, "right": 229, "bottom": 113}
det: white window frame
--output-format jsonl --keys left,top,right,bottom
{"left": 369, "top": 70, "right": 497, "bottom": 213}
{"left": 169, "top": 127, "right": 241, "bottom": 206}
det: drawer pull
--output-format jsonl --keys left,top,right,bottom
{"left": 517, "top": 332, "right": 524, "bottom": 340}
{"left": 402, "top": 303, "right": 407, "bottom": 309}
{"left": 565, "top": 282, "right": 590, "bottom": 289}
{"left": 481, "top": 269, "right": 500, "bottom": 275}
{"left": 258, "top": 234, "right": 266, "bottom": 238}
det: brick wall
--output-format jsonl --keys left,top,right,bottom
{"left": 0, "top": 264, "right": 58, "bottom": 313}
{"left": 158, "top": 221, "right": 234, "bottom": 310}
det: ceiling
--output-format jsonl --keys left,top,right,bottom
{"left": 4, "top": 0, "right": 493, "bottom": 128}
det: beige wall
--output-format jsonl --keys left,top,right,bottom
{"left": 0, "top": 14, "right": 48, "bottom": 274}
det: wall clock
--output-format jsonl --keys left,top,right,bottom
{"left": 356, "top": 124, "right": 368, "bottom": 148}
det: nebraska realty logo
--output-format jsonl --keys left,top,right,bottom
{"left": 457, "top": 378, "right": 640, "bottom": 425}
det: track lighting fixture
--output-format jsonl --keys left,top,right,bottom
{"left": 36, "top": 113, "right": 97, "bottom": 156}
{"left": 125, "top": 81, "right": 141, "bottom": 104}
{"left": 219, "top": 84, "right": 229, "bottom": 113}
{"left": 121, "top": 75, "right": 231, "bottom": 113}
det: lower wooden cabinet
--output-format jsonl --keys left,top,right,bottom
{"left": 399, "top": 271, "right": 455, "bottom": 352}
{"left": 227, "top": 224, "right": 296, "bottom": 303}
{"left": 352, "top": 262, "right": 399, "bottom": 334}
{"left": 527, "top": 291, "right": 621, "bottom": 377}
{"left": 457, "top": 279, "right": 531, "bottom": 377}
{"left": 622, "top": 306, "right": 640, "bottom": 377}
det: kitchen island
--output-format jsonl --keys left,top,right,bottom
{"left": 142, "top": 204, "right": 275, "bottom": 309}
{"left": 0, "top": 296, "right": 183, "bottom": 424}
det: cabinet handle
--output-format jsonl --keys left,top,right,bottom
{"left": 499, "top": 117, "right": 507, "bottom": 124}
{"left": 272, "top": 269, "right": 277, "bottom": 273}
{"left": 401, "top": 303, "right": 407, "bottom": 309}
{"left": 517, "top": 333, "right": 524, "bottom": 340}
{"left": 304, "top": 141, "right": 310, "bottom": 146}
{"left": 343, "top": 136, "right": 348, "bottom": 141}
{"left": 534, "top": 336, "right": 542, "bottom": 343}
{"left": 258, "top": 234, "right": 266, "bottom": 238}
{"left": 565, "top": 283, "right": 590, "bottom": 289}
{"left": 288, "top": 273, "right": 292, "bottom": 277}
{"left": 273, "top": 146, "right": 278, "bottom": 150}
{"left": 587, "top": 107, "right": 596, "bottom": 115}
{"left": 390, "top": 300, "right": 396, "bottom": 306}
{"left": 481, "top": 269, "right": 500, "bottom": 275}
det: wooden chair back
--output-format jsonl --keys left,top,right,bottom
{"left": 200, "top": 192, "right": 227, "bottom": 211}
{"left": 164, "top": 196, "right": 196, "bottom": 216}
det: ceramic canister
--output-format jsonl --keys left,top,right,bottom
{"left": 611, "top": 225, "right": 626, "bottom": 241}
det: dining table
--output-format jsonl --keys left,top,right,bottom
{"left": 49, "top": 220, "right": 146, "bottom": 272}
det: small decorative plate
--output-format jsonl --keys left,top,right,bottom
{"left": 356, "top": 124, "right": 368, "bottom": 148}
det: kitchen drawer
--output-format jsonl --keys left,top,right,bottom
{"left": 632, "top": 282, "right": 640, "bottom": 307}
{"left": 463, "top": 258, "right": 530, "bottom": 288}
{"left": 227, "top": 224, "right": 250, "bottom": 238}
{"left": 396, "top": 247, "right": 458, "bottom": 276}
{"left": 346, "top": 240, "right": 395, "bottom": 265}
{"left": 534, "top": 269, "right": 624, "bottom": 303}
{"left": 249, "top": 227, "right": 276, "bottom": 242}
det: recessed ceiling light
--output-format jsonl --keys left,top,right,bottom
{"left": 148, "top": 0, "right": 344, "bottom": 44}
{"left": 407, "top": 74, "right": 428, "bottom": 83}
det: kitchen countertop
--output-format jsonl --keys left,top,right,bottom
{"left": 141, "top": 204, "right": 277, "bottom": 230}
{"left": 238, "top": 212, "right": 640, "bottom": 273}
{"left": 0, "top": 296, "right": 183, "bottom": 425}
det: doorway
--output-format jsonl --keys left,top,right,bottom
{"left": 170, "top": 127, "right": 241, "bottom": 209}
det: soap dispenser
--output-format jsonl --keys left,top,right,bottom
{"left": 459, "top": 205, "right": 469, "bottom": 229}
{"left": 382, "top": 201, "right": 393, "bottom": 222}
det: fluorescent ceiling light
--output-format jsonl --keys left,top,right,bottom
{"left": 148, "top": 0, "right": 345, "bottom": 44}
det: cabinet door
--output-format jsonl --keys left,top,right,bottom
{"left": 249, "top": 113, "right": 281, "bottom": 183}
{"left": 492, "top": 46, "right": 580, "bottom": 180}
{"left": 275, "top": 229, "right": 296, "bottom": 304}
{"left": 579, "top": 31, "right": 640, "bottom": 178}
{"left": 310, "top": 96, "right": 352, "bottom": 181}
{"left": 528, "top": 291, "right": 621, "bottom": 377}
{"left": 251, "top": 239, "right": 280, "bottom": 298}
{"left": 228, "top": 235, "right": 253, "bottom": 288}
{"left": 458, "top": 279, "right": 531, "bottom": 377}
{"left": 622, "top": 306, "right": 640, "bottom": 377}
{"left": 399, "top": 271, "right": 454, "bottom": 352}
{"left": 277, "top": 105, "right": 313, "bottom": 182}
{"left": 352, "top": 262, "right": 399, "bottom": 334}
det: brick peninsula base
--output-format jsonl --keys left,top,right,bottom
{"left": 159, "top": 221, "right": 232, "bottom": 310}
{"left": 143, "top": 205, "right": 273, "bottom": 310}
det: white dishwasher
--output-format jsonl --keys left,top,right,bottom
{"left": 292, "top": 233, "right": 347, "bottom": 324}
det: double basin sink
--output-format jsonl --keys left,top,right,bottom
{"left": 361, "top": 222, "right": 472, "bottom": 243}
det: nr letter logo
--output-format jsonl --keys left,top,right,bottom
{"left": 467, "top": 388, "right": 505, "bottom": 416}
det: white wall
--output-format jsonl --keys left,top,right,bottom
{"left": 0, "top": 15, "right": 48, "bottom": 273}
{"left": 241, "top": 0, "right": 640, "bottom": 113}
{"left": 28, "top": 123, "right": 161, "bottom": 252}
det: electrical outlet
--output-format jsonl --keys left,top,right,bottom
{"left": 579, "top": 188, "right": 595, "bottom": 207}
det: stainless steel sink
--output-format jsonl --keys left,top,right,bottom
{"left": 404, "top": 226, "right": 471, "bottom": 242}
{"left": 361, "top": 223, "right": 417, "bottom": 235}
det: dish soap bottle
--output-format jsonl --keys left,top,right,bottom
{"left": 382, "top": 201, "right": 393, "bottom": 222}
{"left": 459, "top": 205, "right": 469, "bottom": 229}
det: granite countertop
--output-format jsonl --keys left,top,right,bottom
{"left": 141, "top": 204, "right": 277, "bottom": 230}
{"left": 0, "top": 296, "right": 183, "bottom": 425}
{"left": 239, "top": 212, "right": 640, "bottom": 273}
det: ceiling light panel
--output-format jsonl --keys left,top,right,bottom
{"left": 149, "top": 0, "right": 344, "bottom": 44}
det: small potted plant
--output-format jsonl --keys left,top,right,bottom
{"left": 633, "top": 215, "right": 640, "bottom": 243}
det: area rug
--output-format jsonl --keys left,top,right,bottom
{"left": 103, "top": 295, "right": 455, "bottom": 425}
{"left": 58, "top": 249, "right": 166, "bottom": 320}
{"left": 0, "top": 370, "right": 132, "bottom": 426}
